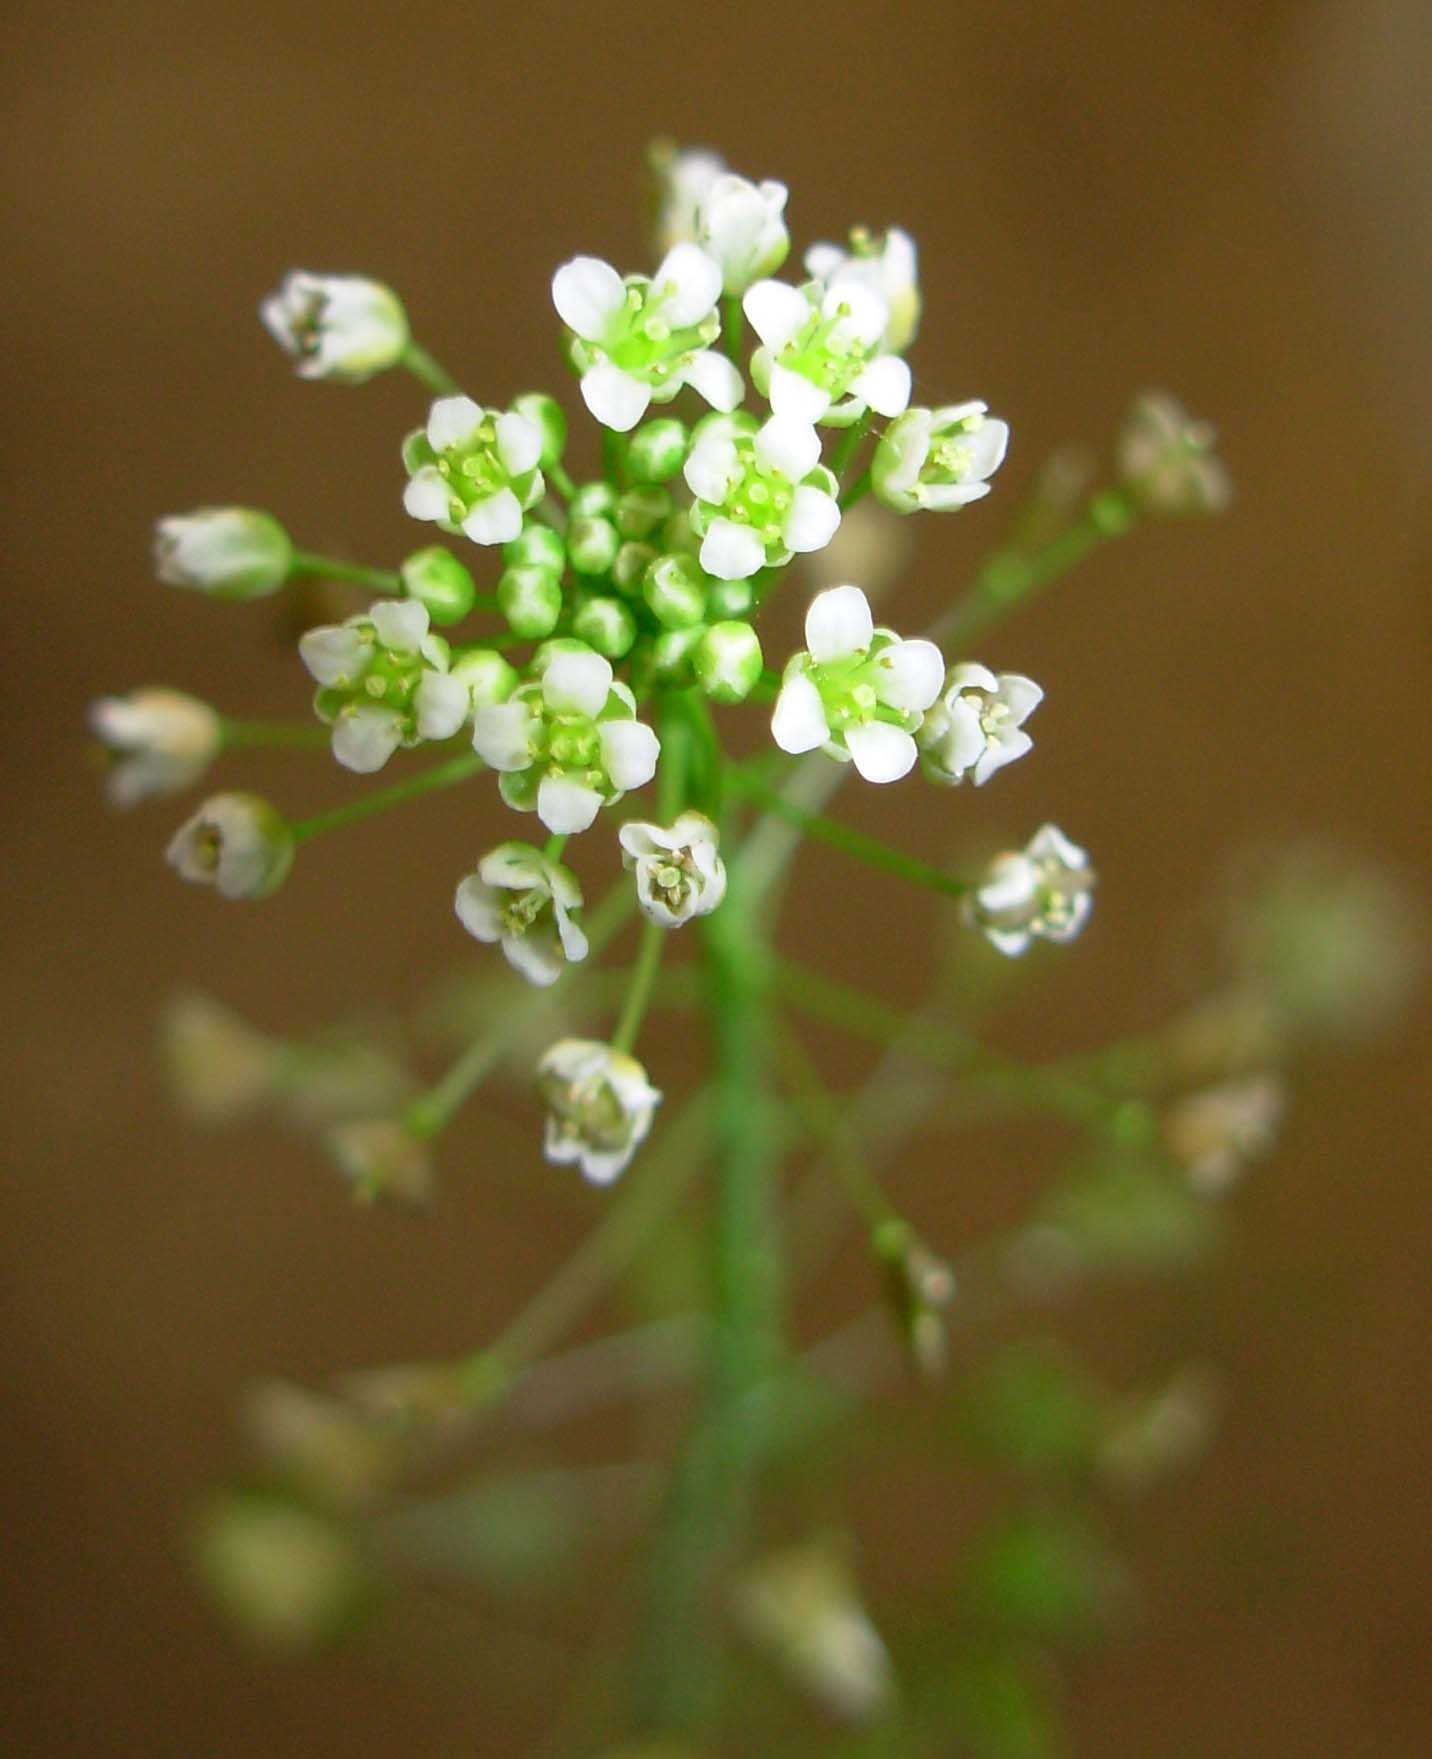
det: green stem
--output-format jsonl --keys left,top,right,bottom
{"left": 839, "top": 466, "right": 872, "bottom": 512}
{"left": 288, "top": 551, "right": 401, "bottom": 594}
{"left": 399, "top": 339, "right": 460, "bottom": 396}
{"left": 289, "top": 751, "right": 483, "bottom": 844}
{"left": 772, "top": 1014, "right": 895, "bottom": 1227}
{"left": 544, "top": 834, "right": 568, "bottom": 863}
{"left": 611, "top": 919, "right": 666, "bottom": 1055}
{"left": 603, "top": 427, "right": 628, "bottom": 489}
{"left": 548, "top": 463, "right": 576, "bottom": 501}
{"left": 722, "top": 295, "right": 744, "bottom": 368}
{"left": 221, "top": 719, "right": 330, "bottom": 751}
{"left": 829, "top": 415, "right": 870, "bottom": 481}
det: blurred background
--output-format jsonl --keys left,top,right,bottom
{"left": 2, "top": 0, "right": 1428, "bottom": 1752}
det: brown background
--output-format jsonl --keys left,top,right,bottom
{"left": 2, "top": 0, "right": 1428, "bottom": 1753}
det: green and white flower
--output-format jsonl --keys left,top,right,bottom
{"left": 537, "top": 1037, "right": 662, "bottom": 1185}
{"left": 260, "top": 272, "right": 409, "bottom": 384}
{"left": 698, "top": 174, "right": 790, "bottom": 297}
{"left": 402, "top": 395, "right": 545, "bottom": 546}
{"left": 1163, "top": 1075, "right": 1285, "bottom": 1195}
{"left": 89, "top": 688, "right": 222, "bottom": 807}
{"left": 299, "top": 598, "right": 472, "bottom": 774}
{"left": 805, "top": 226, "right": 921, "bottom": 353}
{"left": 325, "top": 1117, "right": 433, "bottom": 1205}
{"left": 918, "top": 664, "right": 1042, "bottom": 786}
{"left": 1117, "top": 390, "right": 1232, "bottom": 517}
{"left": 651, "top": 142, "right": 726, "bottom": 250}
{"left": 684, "top": 412, "right": 840, "bottom": 580}
{"left": 965, "top": 824, "right": 1095, "bottom": 956}
{"left": 471, "top": 645, "right": 660, "bottom": 835}
{"left": 619, "top": 812, "right": 727, "bottom": 927}
{"left": 166, "top": 792, "right": 294, "bottom": 900}
{"left": 454, "top": 842, "right": 589, "bottom": 987}
{"left": 552, "top": 245, "right": 742, "bottom": 432}
{"left": 772, "top": 585, "right": 944, "bottom": 783}
{"left": 872, "top": 402, "right": 1009, "bottom": 514}
{"left": 154, "top": 507, "right": 293, "bottom": 600}
{"left": 743, "top": 278, "right": 911, "bottom": 427}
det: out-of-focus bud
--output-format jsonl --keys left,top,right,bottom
{"left": 159, "top": 992, "right": 284, "bottom": 1123}
{"left": 89, "top": 688, "right": 223, "bottom": 807}
{"left": 165, "top": 792, "right": 294, "bottom": 900}
{"left": 1096, "top": 1365, "right": 1221, "bottom": 1494}
{"left": 154, "top": 507, "right": 293, "bottom": 600}
{"left": 872, "top": 1219, "right": 956, "bottom": 1378}
{"left": 324, "top": 1117, "right": 433, "bottom": 1205}
{"left": 1116, "top": 390, "right": 1232, "bottom": 517}
{"left": 733, "top": 1535, "right": 895, "bottom": 1722}
{"left": 1163, "top": 1074, "right": 1286, "bottom": 1194}
{"left": 400, "top": 546, "right": 476, "bottom": 626}
{"left": 626, "top": 417, "right": 690, "bottom": 484}
{"left": 614, "top": 485, "right": 672, "bottom": 541}
{"left": 241, "top": 1380, "right": 400, "bottom": 1511}
{"left": 643, "top": 552, "right": 709, "bottom": 630}
{"left": 648, "top": 138, "right": 726, "bottom": 251}
{"left": 191, "top": 1494, "right": 367, "bottom": 1651}
{"left": 260, "top": 271, "right": 409, "bottom": 384}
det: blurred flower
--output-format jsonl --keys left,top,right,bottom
{"left": 324, "top": 1117, "right": 433, "bottom": 1205}
{"left": 1097, "top": 1365, "right": 1221, "bottom": 1494}
{"left": 649, "top": 139, "right": 726, "bottom": 251}
{"left": 1163, "top": 1075, "right": 1286, "bottom": 1193}
{"left": 260, "top": 271, "right": 409, "bottom": 383}
{"left": 537, "top": 1038, "right": 661, "bottom": 1185}
{"left": 159, "top": 992, "right": 284, "bottom": 1122}
{"left": 192, "top": 1494, "right": 366, "bottom": 1651}
{"left": 240, "top": 1380, "right": 399, "bottom": 1511}
{"left": 1116, "top": 390, "right": 1231, "bottom": 517}
{"left": 154, "top": 507, "right": 292, "bottom": 600}
{"left": 697, "top": 173, "right": 790, "bottom": 296}
{"left": 165, "top": 792, "right": 294, "bottom": 900}
{"left": 965, "top": 824, "right": 1094, "bottom": 955}
{"left": 89, "top": 688, "right": 222, "bottom": 807}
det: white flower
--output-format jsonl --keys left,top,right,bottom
{"left": 260, "top": 272, "right": 409, "bottom": 384}
{"left": 166, "top": 792, "right": 294, "bottom": 900}
{"left": 299, "top": 597, "right": 473, "bottom": 774}
{"left": 650, "top": 142, "right": 726, "bottom": 250}
{"left": 159, "top": 992, "right": 283, "bottom": 1122}
{"left": 918, "top": 664, "right": 1043, "bottom": 786}
{"left": 697, "top": 174, "right": 790, "bottom": 296}
{"left": 454, "top": 842, "right": 589, "bottom": 987}
{"left": 1163, "top": 1076, "right": 1285, "bottom": 1194}
{"left": 684, "top": 412, "right": 840, "bottom": 580}
{"left": 619, "top": 812, "right": 727, "bottom": 927}
{"left": 537, "top": 1038, "right": 662, "bottom": 1185}
{"left": 743, "top": 277, "right": 911, "bottom": 427}
{"left": 402, "top": 395, "right": 545, "bottom": 546}
{"left": 771, "top": 584, "right": 944, "bottom": 783}
{"left": 324, "top": 1117, "right": 433, "bottom": 1205}
{"left": 89, "top": 688, "right": 223, "bottom": 807}
{"left": 806, "top": 226, "right": 921, "bottom": 353}
{"left": 872, "top": 402, "right": 1009, "bottom": 513}
{"left": 552, "top": 245, "right": 742, "bottom": 431}
{"left": 154, "top": 508, "right": 292, "bottom": 600}
{"left": 1117, "top": 391, "right": 1232, "bottom": 517}
{"left": 471, "top": 645, "right": 659, "bottom": 836}
{"left": 965, "top": 824, "right": 1095, "bottom": 956}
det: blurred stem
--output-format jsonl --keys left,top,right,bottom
{"left": 611, "top": 920, "right": 666, "bottom": 1055}
{"left": 722, "top": 294, "right": 744, "bottom": 367}
{"left": 548, "top": 463, "right": 576, "bottom": 501}
{"left": 289, "top": 751, "right": 483, "bottom": 844}
{"left": 829, "top": 414, "right": 870, "bottom": 481}
{"left": 839, "top": 466, "right": 873, "bottom": 511}
{"left": 772, "top": 1013, "right": 896, "bottom": 1228}
{"left": 220, "top": 718, "right": 330, "bottom": 751}
{"left": 399, "top": 339, "right": 459, "bottom": 396}
{"left": 288, "top": 551, "right": 401, "bottom": 593}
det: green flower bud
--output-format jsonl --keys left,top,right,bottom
{"left": 705, "top": 575, "right": 755, "bottom": 620}
{"left": 647, "top": 624, "right": 705, "bottom": 686}
{"left": 660, "top": 506, "right": 702, "bottom": 557}
{"left": 498, "top": 563, "right": 563, "bottom": 639}
{"left": 399, "top": 546, "right": 476, "bottom": 626}
{"left": 568, "top": 514, "right": 620, "bottom": 577}
{"left": 154, "top": 508, "right": 293, "bottom": 600}
{"left": 695, "top": 620, "right": 763, "bottom": 704}
{"left": 572, "top": 595, "right": 637, "bottom": 659}
{"left": 503, "top": 522, "right": 566, "bottom": 573}
{"left": 643, "top": 552, "right": 708, "bottom": 631}
{"left": 451, "top": 645, "right": 519, "bottom": 705}
{"left": 529, "top": 635, "right": 599, "bottom": 676}
{"left": 615, "top": 484, "right": 672, "bottom": 540}
{"left": 612, "top": 540, "right": 658, "bottom": 595}
{"left": 511, "top": 391, "right": 567, "bottom": 470}
{"left": 569, "top": 480, "right": 617, "bottom": 521}
{"left": 626, "top": 417, "right": 689, "bottom": 483}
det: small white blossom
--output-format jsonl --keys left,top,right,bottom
{"left": 260, "top": 272, "right": 409, "bottom": 384}
{"left": 872, "top": 402, "right": 1009, "bottom": 513}
{"left": 402, "top": 395, "right": 545, "bottom": 547}
{"left": 744, "top": 277, "right": 911, "bottom": 427}
{"left": 325, "top": 1117, "right": 433, "bottom": 1205}
{"left": 619, "top": 812, "right": 727, "bottom": 927}
{"left": 918, "top": 664, "right": 1043, "bottom": 787}
{"left": 166, "top": 792, "right": 294, "bottom": 900}
{"left": 698, "top": 174, "right": 790, "bottom": 297}
{"left": 454, "top": 842, "right": 589, "bottom": 987}
{"left": 299, "top": 598, "right": 472, "bottom": 774}
{"left": 805, "top": 226, "right": 920, "bottom": 353}
{"left": 471, "top": 644, "right": 660, "bottom": 835}
{"left": 965, "top": 824, "right": 1095, "bottom": 956}
{"left": 154, "top": 508, "right": 292, "bottom": 600}
{"left": 89, "top": 688, "right": 223, "bottom": 807}
{"left": 650, "top": 142, "right": 726, "bottom": 250}
{"left": 1163, "top": 1076, "right": 1285, "bottom": 1194}
{"left": 1117, "top": 390, "right": 1232, "bottom": 517}
{"left": 771, "top": 584, "right": 944, "bottom": 783}
{"left": 552, "top": 245, "right": 742, "bottom": 432}
{"left": 537, "top": 1038, "right": 662, "bottom": 1185}
{"left": 684, "top": 412, "right": 840, "bottom": 580}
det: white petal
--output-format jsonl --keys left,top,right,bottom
{"left": 494, "top": 410, "right": 543, "bottom": 475}
{"left": 553, "top": 904, "right": 589, "bottom": 964}
{"left": 986, "top": 927, "right": 1033, "bottom": 957}
{"left": 503, "top": 928, "right": 565, "bottom": 988}
{"left": 331, "top": 707, "right": 405, "bottom": 774}
{"left": 461, "top": 488, "right": 523, "bottom": 546}
{"left": 543, "top": 649, "right": 613, "bottom": 719}
{"left": 683, "top": 431, "right": 741, "bottom": 504}
{"left": 941, "top": 699, "right": 989, "bottom": 777}
{"left": 978, "top": 856, "right": 1039, "bottom": 913}
{"left": 966, "top": 417, "right": 1010, "bottom": 480}
{"left": 581, "top": 363, "right": 651, "bottom": 433}
{"left": 768, "top": 361, "right": 830, "bottom": 423}
{"left": 480, "top": 843, "right": 546, "bottom": 889}
{"left": 876, "top": 638, "right": 945, "bottom": 712}
{"left": 453, "top": 876, "right": 504, "bottom": 943}
{"left": 298, "top": 624, "right": 367, "bottom": 686}
{"left": 805, "top": 584, "right": 873, "bottom": 663}
{"left": 920, "top": 481, "right": 991, "bottom": 511}
{"left": 681, "top": 348, "right": 743, "bottom": 412}
{"left": 771, "top": 674, "right": 829, "bottom": 754}
{"left": 471, "top": 700, "right": 535, "bottom": 771}
{"left": 852, "top": 355, "right": 912, "bottom": 418}
{"left": 804, "top": 242, "right": 846, "bottom": 282}
{"left": 999, "top": 674, "right": 1044, "bottom": 722}
{"left": 742, "top": 279, "right": 810, "bottom": 351}
{"left": 369, "top": 597, "right": 429, "bottom": 652}
{"left": 753, "top": 414, "right": 820, "bottom": 482}
{"left": 973, "top": 728, "right": 1033, "bottom": 785}
{"left": 824, "top": 280, "right": 888, "bottom": 346}
{"left": 1027, "top": 824, "right": 1088, "bottom": 870}
{"left": 537, "top": 775, "right": 604, "bottom": 835}
{"left": 844, "top": 721, "right": 917, "bottom": 784}
{"left": 552, "top": 256, "right": 626, "bottom": 340}
{"left": 699, "top": 517, "right": 765, "bottom": 581}
{"left": 403, "top": 467, "right": 451, "bottom": 523}
{"left": 426, "top": 394, "right": 484, "bottom": 452}
{"left": 783, "top": 485, "right": 841, "bottom": 554}
{"left": 947, "top": 661, "right": 1001, "bottom": 696}
{"left": 599, "top": 719, "right": 660, "bottom": 791}
{"left": 653, "top": 243, "right": 722, "bottom": 328}
{"left": 414, "top": 671, "right": 470, "bottom": 740}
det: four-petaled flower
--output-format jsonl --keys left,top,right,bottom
{"left": 743, "top": 277, "right": 911, "bottom": 427}
{"left": 965, "top": 824, "right": 1095, "bottom": 956}
{"left": 872, "top": 402, "right": 1009, "bottom": 514}
{"left": 471, "top": 645, "right": 660, "bottom": 835}
{"left": 454, "top": 842, "right": 589, "bottom": 987}
{"left": 260, "top": 272, "right": 409, "bottom": 384}
{"left": 772, "top": 584, "right": 944, "bottom": 783}
{"left": 166, "top": 792, "right": 295, "bottom": 901}
{"left": 684, "top": 412, "right": 840, "bottom": 580}
{"left": 537, "top": 1038, "right": 662, "bottom": 1185}
{"left": 90, "top": 688, "right": 223, "bottom": 807}
{"left": 402, "top": 395, "right": 546, "bottom": 546}
{"left": 619, "top": 812, "right": 727, "bottom": 927}
{"left": 918, "top": 664, "right": 1043, "bottom": 787}
{"left": 552, "top": 244, "right": 742, "bottom": 432}
{"left": 805, "top": 226, "right": 921, "bottom": 354}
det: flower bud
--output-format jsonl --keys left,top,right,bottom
{"left": 705, "top": 576, "right": 754, "bottom": 620}
{"left": 154, "top": 508, "right": 293, "bottom": 600}
{"left": 166, "top": 792, "right": 294, "bottom": 900}
{"left": 573, "top": 594, "right": 638, "bottom": 659}
{"left": 626, "top": 417, "right": 689, "bottom": 483}
{"left": 567, "top": 514, "right": 621, "bottom": 577}
{"left": 1116, "top": 391, "right": 1231, "bottom": 517}
{"left": 399, "top": 546, "right": 476, "bottom": 626}
{"left": 498, "top": 563, "right": 563, "bottom": 638}
{"left": 503, "top": 521, "right": 566, "bottom": 573}
{"left": 619, "top": 812, "right": 727, "bottom": 926}
{"left": 873, "top": 1219, "right": 956, "bottom": 1378}
{"left": 697, "top": 173, "right": 791, "bottom": 296}
{"left": 159, "top": 992, "right": 284, "bottom": 1122}
{"left": 569, "top": 480, "right": 617, "bottom": 521}
{"left": 325, "top": 1117, "right": 433, "bottom": 1205}
{"left": 192, "top": 1494, "right": 366, "bottom": 1651}
{"left": 511, "top": 391, "right": 567, "bottom": 469}
{"left": 612, "top": 540, "right": 658, "bottom": 595}
{"left": 644, "top": 625, "right": 705, "bottom": 687}
{"left": 89, "top": 688, "right": 223, "bottom": 807}
{"left": 694, "top": 619, "right": 763, "bottom": 704}
{"left": 643, "top": 552, "right": 708, "bottom": 630}
{"left": 615, "top": 484, "right": 672, "bottom": 540}
{"left": 537, "top": 1038, "right": 661, "bottom": 1185}
{"left": 450, "top": 645, "right": 519, "bottom": 707}
{"left": 260, "top": 271, "right": 409, "bottom": 384}
{"left": 1162, "top": 1076, "right": 1285, "bottom": 1194}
